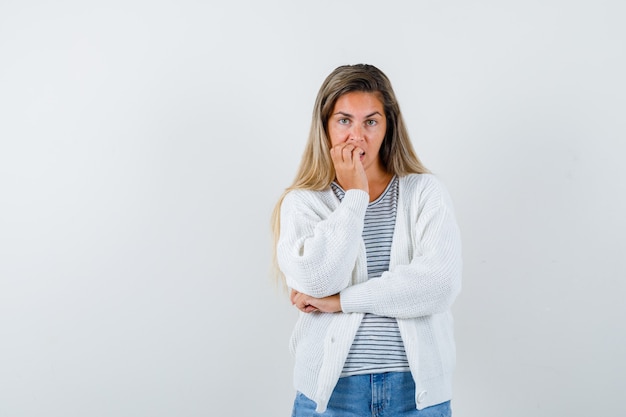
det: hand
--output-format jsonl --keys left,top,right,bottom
{"left": 290, "top": 289, "right": 342, "bottom": 314}
{"left": 330, "top": 142, "right": 368, "bottom": 193}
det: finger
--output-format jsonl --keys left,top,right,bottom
{"left": 331, "top": 143, "right": 359, "bottom": 164}
{"left": 290, "top": 289, "right": 298, "bottom": 304}
{"left": 292, "top": 292, "right": 304, "bottom": 304}
{"left": 330, "top": 146, "right": 345, "bottom": 167}
{"left": 299, "top": 303, "right": 316, "bottom": 313}
{"left": 294, "top": 294, "right": 309, "bottom": 311}
{"left": 350, "top": 146, "right": 364, "bottom": 166}
{"left": 341, "top": 144, "right": 355, "bottom": 162}
{"left": 354, "top": 146, "right": 364, "bottom": 159}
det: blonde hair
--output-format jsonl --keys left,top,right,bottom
{"left": 271, "top": 64, "right": 429, "bottom": 284}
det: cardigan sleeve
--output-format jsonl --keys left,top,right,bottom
{"left": 277, "top": 188, "right": 369, "bottom": 298}
{"left": 340, "top": 177, "right": 462, "bottom": 319}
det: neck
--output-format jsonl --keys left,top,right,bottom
{"left": 365, "top": 161, "right": 391, "bottom": 186}
{"left": 366, "top": 165, "right": 393, "bottom": 202}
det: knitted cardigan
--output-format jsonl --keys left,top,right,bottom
{"left": 277, "top": 174, "right": 462, "bottom": 412}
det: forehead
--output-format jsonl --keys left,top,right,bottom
{"left": 332, "top": 91, "right": 384, "bottom": 113}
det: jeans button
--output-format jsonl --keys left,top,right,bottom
{"left": 416, "top": 390, "right": 428, "bottom": 404}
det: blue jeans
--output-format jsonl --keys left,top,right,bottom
{"left": 291, "top": 372, "right": 451, "bottom": 417}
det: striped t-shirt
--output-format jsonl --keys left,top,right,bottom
{"left": 331, "top": 176, "right": 410, "bottom": 377}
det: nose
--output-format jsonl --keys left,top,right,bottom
{"left": 348, "top": 125, "right": 364, "bottom": 142}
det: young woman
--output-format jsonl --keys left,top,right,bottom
{"left": 272, "top": 64, "right": 462, "bottom": 416}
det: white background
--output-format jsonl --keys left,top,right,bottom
{"left": 1, "top": 1, "right": 625, "bottom": 416}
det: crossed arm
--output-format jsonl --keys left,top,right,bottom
{"left": 280, "top": 177, "right": 462, "bottom": 320}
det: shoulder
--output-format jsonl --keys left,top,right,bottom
{"left": 283, "top": 187, "right": 333, "bottom": 202}
{"left": 281, "top": 187, "right": 336, "bottom": 211}
{"left": 399, "top": 174, "right": 455, "bottom": 210}
{"left": 399, "top": 173, "right": 447, "bottom": 195}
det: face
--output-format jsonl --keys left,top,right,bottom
{"left": 327, "top": 91, "right": 387, "bottom": 174}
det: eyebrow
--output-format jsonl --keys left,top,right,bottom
{"left": 333, "top": 111, "right": 383, "bottom": 118}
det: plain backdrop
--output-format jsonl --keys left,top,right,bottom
{"left": 1, "top": 1, "right": 625, "bottom": 416}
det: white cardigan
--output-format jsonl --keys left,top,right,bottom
{"left": 277, "top": 174, "right": 462, "bottom": 412}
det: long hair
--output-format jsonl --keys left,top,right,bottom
{"left": 271, "top": 64, "right": 429, "bottom": 284}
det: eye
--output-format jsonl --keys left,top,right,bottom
{"left": 366, "top": 119, "right": 377, "bottom": 126}
{"left": 338, "top": 118, "right": 350, "bottom": 125}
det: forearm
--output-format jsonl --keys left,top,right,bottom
{"left": 340, "top": 254, "right": 462, "bottom": 319}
